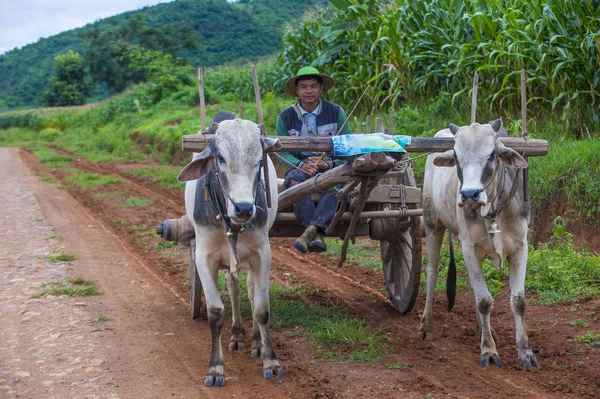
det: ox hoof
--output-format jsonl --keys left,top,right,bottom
{"left": 229, "top": 340, "right": 245, "bottom": 351}
{"left": 263, "top": 366, "right": 284, "bottom": 380}
{"left": 479, "top": 352, "right": 501, "bottom": 368}
{"left": 204, "top": 373, "right": 225, "bottom": 387}
{"left": 517, "top": 350, "right": 539, "bottom": 369}
{"left": 251, "top": 347, "right": 261, "bottom": 358}
{"left": 417, "top": 327, "right": 433, "bottom": 341}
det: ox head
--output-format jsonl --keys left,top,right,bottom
{"left": 433, "top": 120, "right": 528, "bottom": 213}
{"left": 177, "top": 119, "right": 280, "bottom": 226}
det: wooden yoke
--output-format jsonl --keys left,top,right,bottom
{"left": 182, "top": 134, "right": 549, "bottom": 156}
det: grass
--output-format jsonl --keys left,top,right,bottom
{"left": 41, "top": 176, "right": 56, "bottom": 184}
{"left": 48, "top": 252, "right": 76, "bottom": 263}
{"left": 387, "top": 361, "right": 407, "bottom": 369}
{"left": 127, "top": 167, "right": 185, "bottom": 190}
{"left": 324, "top": 237, "right": 382, "bottom": 268}
{"left": 35, "top": 148, "right": 73, "bottom": 166}
{"left": 89, "top": 314, "right": 108, "bottom": 323}
{"left": 63, "top": 172, "right": 123, "bottom": 189}
{"left": 570, "top": 320, "right": 589, "bottom": 328}
{"left": 218, "top": 272, "right": 386, "bottom": 363}
{"left": 33, "top": 277, "right": 99, "bottom": 298}
{"left": 118, "top": 197, "right": 153, "bottom": 207}
{"left": 577, "top": 332, "right": 600, "bottom": 346}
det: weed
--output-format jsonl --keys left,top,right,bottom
{"left": 387, "top": 361, "right": 407, "bottom": 369}
{"left": 32, "top": 277, "right": 99, "bottom": 297}
{"left": 89, "top": 314, "right": 108, "bottom": 323}
{"left": 119, "top": 197, "right": 153, "bottom": 207}
{"left": 565, "top": 305, "right": 580, "bottom": 313}
{"left": 44, "top": 234, "right": 62, "bottom": 240}
{"left": 570, "top": 320, "right": 589, "bottom": 328}
{"left": 48, "top": 253, "right": 76, "bottom": 263}
{"left": 41, "top": 177, "right": 56, "bottom": 184}
{"left": 577, "top": 332, "right": 600, "bottom": 346}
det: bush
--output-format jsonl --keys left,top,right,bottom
{"left": 39, "top": 127, "right": 62, "bottom": 142}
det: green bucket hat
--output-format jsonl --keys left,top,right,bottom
{"left": 284, "top": 66, "right": 335, "bottom": 97}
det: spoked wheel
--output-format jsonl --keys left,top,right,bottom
{"left": 188, "top": 239, "right": 205, "bottom": 319}
{"left": 380, "top": 206, "right": 421, "bottom": 314}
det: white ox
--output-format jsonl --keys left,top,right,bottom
{"left": 418, "top": 120, "right": 539, "bottom": 369}
{"left": 177, "top": 118, "right": 282, "bottom": 386}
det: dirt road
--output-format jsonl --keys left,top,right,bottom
{"left": 1, "top": 147, "right": 598, "bottom": 398}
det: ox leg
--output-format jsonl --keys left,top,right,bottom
{"left": 197, "top": 257, "right": 226, "bottom": 387}
{"left": 508, "top": 246, "right": 539, "bottom": 369}
{"left": 418, "top": 227, "right": 445, "bottom": 341}
{"left": 463, "top": 247, "right": 500, "bottom": 367}
{"left": 251, "top": 256, "right": 283, "bottom": 380}
{"left": 247, "top": 270, "right": 261, "bottom": 359}
{"left": 225, "top": 271, "right": 246, "bottom": 351}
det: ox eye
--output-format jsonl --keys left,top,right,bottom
{"left": 488, "top": 151, "right": 496, "bottom": 161}
{"left": 217, "top": 154, "right": 226, "bottom": 164}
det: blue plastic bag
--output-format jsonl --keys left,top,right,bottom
{"left": 331, "top": 133, "right": 411, "bottom": 157}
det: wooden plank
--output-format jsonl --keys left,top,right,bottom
{"left": 367, "top": 185, "right": 421, "bottom": 204}
{"left": 275, "top": 209, "right": 423, "bottom": 223}
{"left": 182, "top": 134, "right": 549, "bottom": 156}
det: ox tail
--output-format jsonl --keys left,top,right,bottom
{"left": 446, "top": 231, "right": 456, "bottom": 312}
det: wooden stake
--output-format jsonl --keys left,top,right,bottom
{"left": 471, "top": 71, "right": 479, "bottom": 124}
{"left": 366, "top": 115, "right": 371, "bottom": 134}
{"left": 198, "top": 67, "right": 206, "bottom": 132}
{"left": 521, "top": 69, "right": 530, "bottom": 202}
{"left": 251, "top": 65, "right": 272, "bottom": 208}
{"left": 238, "top": 105, "right": 244, "bottom": 119}
{"left": 389, "top": 111, "right": 394, "bottom": 135}
{"left": 375, "top": 117, "right": 381, "bottom": 133}
{"left": 354, "top": 116, "right": 360, "bottom": 134}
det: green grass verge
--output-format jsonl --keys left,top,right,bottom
{"left": 35, "top": 148, "right": 73, "bottom": 166}
{"left": 63, "top": 172, "right": 123, "bottom": 189}
{"left": 127, "top": 166, "right": 184, "bottom": 190}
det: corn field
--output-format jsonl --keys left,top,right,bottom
{"left": 278, "top": 0, "right": 600, "bottom": 137}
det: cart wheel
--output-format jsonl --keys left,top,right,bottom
{"left": 378, "top": 162, "right": 422, "bottom": 314}
{"left": 380, "top": 208, "right": 421, "bottom": 314}
{"left": 188, "top": 239, "right": 205, "bottom": 319}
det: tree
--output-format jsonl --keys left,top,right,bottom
{"left": 41, "top": 50, "right": 91, "bottom": 107}
{"left": 80, "top": 15, "right": 198, "bottom": 93}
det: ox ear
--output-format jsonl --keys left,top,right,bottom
{"left": 177, "top": 144, "right": 215, "bottom": 182}
{"left": 497, "top": 141, "right": 528, "bottom": 169}
{"left": 490, "top": 119, "right": 502, "bottom": 133}
{"left": 261, "top": 136, "right": 282, "bottom": 152}
{"left": 448, "top": 123, "right": 460, "bottom": 135}
{"left": 433, "top": 149, "right": 456, "bottom": 167}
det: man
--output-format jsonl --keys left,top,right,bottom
{"left": 276, "top": 66, "right": 351, "bottom": 254}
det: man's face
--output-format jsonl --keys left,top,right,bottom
{"left": 296, "top": 78, "right": 323, "bottom": 108}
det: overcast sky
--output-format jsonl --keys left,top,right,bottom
{"left": 0, "top": 0, "right": 179, "bottom": 55}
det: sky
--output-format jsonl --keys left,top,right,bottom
{"left": 0, "top": 0, "right": 178, "bottom": 55}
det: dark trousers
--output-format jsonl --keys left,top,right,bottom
{"left": 284, "top": 168, "right": 340, "bottom": 233}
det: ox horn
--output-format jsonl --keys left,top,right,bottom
{"left": 448, "top": 123, "right": 460, "bottom": 135}
{"left": 490, "top": 119, "right": 502, "bottom": 133}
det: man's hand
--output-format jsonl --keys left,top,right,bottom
{"left": 308, "top": 156, "right": 329, "bottom": 171}
{"left": 300, "top": 161, "right": 318, "bottom": 177}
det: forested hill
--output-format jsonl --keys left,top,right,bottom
{"left": 0, "top": 0, "right": 323, "bottom": 111}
